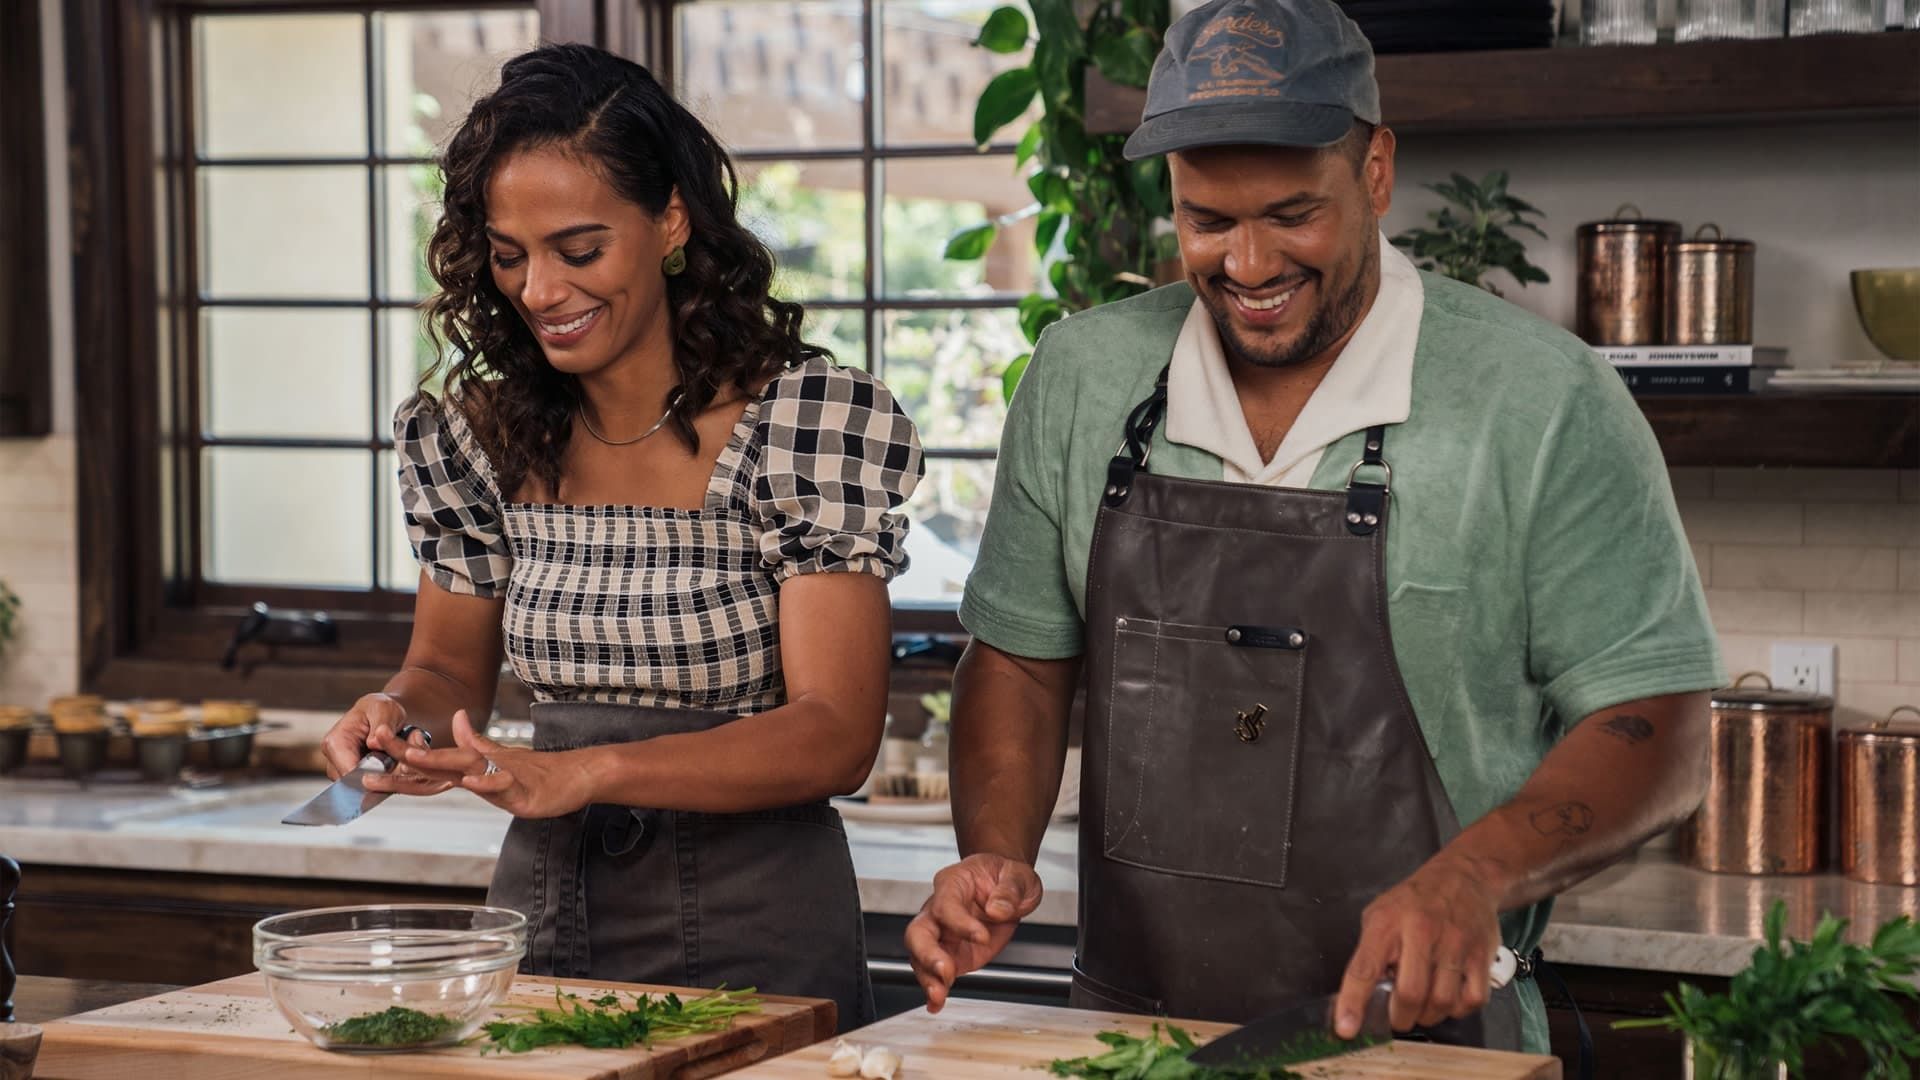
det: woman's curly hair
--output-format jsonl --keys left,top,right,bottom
{"left": 422, "top": 43, "right": 828, "bottom": 499}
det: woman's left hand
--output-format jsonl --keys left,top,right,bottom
{"left": 400, "top": 710, "right": 598, "bottom": 819}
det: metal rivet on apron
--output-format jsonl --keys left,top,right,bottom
{"left": 1345, "top": 512, "right": 1362, "bottom": 525}
{"left": 1116, "top": 618, "right": 1129, "bottom": 630}
{"left": 1366, "top": 440, "right": 1381, "bottom": 452}
{"left": 1288, "top": 631, "right": 1304, "bottom": 648}
{"left": 1225, "top": 628, "right": 1242, "bottom": 643}
{"left": 1362, "top": 513, "right": 1379, "bottom": 526}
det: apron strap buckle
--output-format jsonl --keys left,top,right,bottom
{"left": 1344, "top": 424, "right": 1391, "bottom": 536}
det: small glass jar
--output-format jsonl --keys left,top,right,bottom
{"left": 1678, "top": 0, "right": 1759, "bottom": 39}
{"left": 1583, "top": 0, "right": 1659, "bottom": 43}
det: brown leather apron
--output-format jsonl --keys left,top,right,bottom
{"left": 487, "top": 700, "right": 874, "bottom": 1032}
{"left": 1071, "top": 369, "right": 1523, "bottom": 1050}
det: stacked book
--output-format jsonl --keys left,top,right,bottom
{"left": 1598, "top": 344, "right": 1788, "bottom": 395}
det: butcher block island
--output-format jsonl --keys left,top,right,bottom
{"left": 732, "top": 999, "right": 1561, "bottom": 1079}
{"left": 34, "top": 973, "right": 836, "bottom": 1080}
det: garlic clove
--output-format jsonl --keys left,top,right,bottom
{"left": 827, "top": 1039, "right": 864, "bottom": 1077}
{"left": 859, "top": 1045, "right": 902, "bottom": 1079}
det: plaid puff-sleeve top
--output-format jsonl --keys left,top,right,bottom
{"left": 394, "top": 359, "right": 924, "bottom": 713}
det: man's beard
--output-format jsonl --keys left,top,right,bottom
{"left": 1206, "top": 238, "right": 1377, "bottom": 370}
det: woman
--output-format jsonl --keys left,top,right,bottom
{"left": 318, "top": 43, "right": 922, "bottom": 1028}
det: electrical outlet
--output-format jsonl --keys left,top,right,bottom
{"left": 1770, "top": 642, "right": 1836, "bottom": 697}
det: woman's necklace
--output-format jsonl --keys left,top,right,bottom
{"left": 577, "top": 390, "right": 684, "bottom": 447}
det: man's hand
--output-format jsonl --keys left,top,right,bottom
{"left": 904, "top": 854, "right": 1045, "bottom": 1012}
{"left": 1333, "top": 854, "right": 1504, "bottom": 1038}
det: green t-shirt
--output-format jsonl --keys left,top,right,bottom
{"left": 960, "top": 274, "right": 1725, "bottom": 1054}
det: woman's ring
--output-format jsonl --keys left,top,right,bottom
{"left": 482, "top": 758, "right": 500, "bottom": 777}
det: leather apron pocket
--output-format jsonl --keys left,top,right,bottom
{"left": 1102, "top": 615, "right": 1307, "bottom": 888}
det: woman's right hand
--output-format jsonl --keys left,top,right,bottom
{"left": 321, "top": 693, "right": 452, "bottom": 797}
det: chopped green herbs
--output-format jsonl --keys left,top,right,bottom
{"left": 319, "top": 1005, "right": 460, "bottom": 1047}
{"left": 1045, "top": 1023, "right": 1379, "bottom": 1079}
{"left": 481, "top": 987, "right": 760, "bottom": 1054}
{"left": 1615, "top": 902, "right": 1920, "bottom": 1079}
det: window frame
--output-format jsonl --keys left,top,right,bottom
{"left": 73, "top": 0, "right": 969, "bottom": 709}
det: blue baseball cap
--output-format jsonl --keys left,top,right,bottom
{"left": 1123, "top": 0, "right": 1381, "bottom": 161}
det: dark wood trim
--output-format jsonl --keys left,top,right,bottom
{"left": 0, "top": 0, "right": 53, "bottom": 438}
{"left": 1085, "top": 33, "right": 1920, "bottom": 136}
{"left": 1640, "top": 393, "right": 1920, "bottom": 469}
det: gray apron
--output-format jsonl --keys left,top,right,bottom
{"left": 487, "top": 700, "right": 874, "bottom": 1032}
{"left": 1070, "top": 369, "right": 1523, "bottom": 1050}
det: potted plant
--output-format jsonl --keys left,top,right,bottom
{"left": 943, "top": 0, "right": 1175, "bottom": 401}
{"left": 1388, "top": 170, "right": 1551, "bottom": 297}
{"left": 1616, "top": 901, "right": 1920, "bottom": 1079}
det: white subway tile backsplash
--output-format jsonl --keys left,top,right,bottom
{"left": 1713, "top": 544, "right": 1899, "bottom": 593}
{"left": 1835, "top": 682, "right": 1920, "bottom": 731}
{"left": 1827, "top": 636, "right": 1901, "bottom": 685}
{"left": 1803, "top": 590, "right": 1920, "bottom": 639}
{"left": 1714, "top": 633, "right": 1777, "bottom": 681}
{"left": 1704, "top": 589, "right": 1803, "bottom": 634}
{"left": 1801, "top": 503, "right": 1920, "bottom": 549}
{"left": 1900, "top": 640, "right": 1920, "bottom": 685}
{"left": 1712, "top": 468, "right": 1901, "bottom": 504}
{"left": 1678, "top": 500, "right": 1804, "bottom": 545}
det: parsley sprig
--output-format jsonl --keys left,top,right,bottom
{"left": 1616, "top": 902, "right": 1920, "bottom": 1078}
{"left": 1046, "top": 1023, "right": 1377, "bottom": 1079}
{"left": 480, "top": 986, "right": 760, "bottom": 1054}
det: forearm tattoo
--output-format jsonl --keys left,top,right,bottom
{"left": 1529, "top": 801, "right": 1594, "bottom": 838}
{"left": 1600, "top": 714, "right": 1655, "bottom": 746}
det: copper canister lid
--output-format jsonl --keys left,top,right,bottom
{"left": 1577, "top": 203, "right": 1681, "bottom": 236}
{"left": 1711, "top": 672, "right": 1832, "bottom": 712}
{"left": 1670, "top": 223, "right": 1755, "bottom": 253}
{"left": 1838, "top": 705, "right": 1920, "bottom": 747}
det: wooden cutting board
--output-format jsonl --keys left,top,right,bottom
{"left": 730, "top": 998, "right": 1561, "bottom": 1079}
{"left": 35, "top": 973, "right": 834, "bottom": 1080}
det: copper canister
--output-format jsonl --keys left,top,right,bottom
{"left": 1577, "top": 205, "right": 1680, "bottom": 346}
{"left": 1839, "top": 705, "right": 1920, "bottom": 886}
{"left": 1666, "top": 224, "right": 1756, "bottom": 345}
{"left": 1678, "top": 673, "right": 1832, "bottom": 875}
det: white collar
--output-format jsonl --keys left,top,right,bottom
{"left": 1165, "top": 231, "right": 1423, "bottom": 485}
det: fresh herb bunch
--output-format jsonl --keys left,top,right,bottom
{"left": 944, "top": 0, "right": 1177, "bottom": 403}
{"left": 1047, "top": 1023, "right": 1378, "bottom": 1079}
{"left": 0, "top": 580, "right": 20, "bottom": 657}
{"left": 319, "top": 1006, "right": 459, "bottom": 1047}
{"left": 1388, "top": 170, "right": 1549, "bottom": 297}
{"left": 481, "top": 987, "right": 759, "bottom": 1054}
{"left": 1615, "top": 902, "right": 1920, "bottom": 1079}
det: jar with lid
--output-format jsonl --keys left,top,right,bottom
{"left": 1677, "top": 672, "right": 1833, "bottom": 875}
{"left": 1838, "top": 705, "right": 1920, "bottom": 886}
{"left": 1577, "top": 205, "right": 1681, "bottom": 346}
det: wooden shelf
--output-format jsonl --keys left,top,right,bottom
{"left": 1637, "top": 393, "right": 1919, "bottom": 469}
{"left": 1084, "top": 32, "right": 1920, "bottom": 135}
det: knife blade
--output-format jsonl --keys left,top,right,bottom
{"left": 281, "top": 748, "right": 397, "bottom": 826}
{"left": 1185, "top": 945, "right": 1519, "bottom": 1068}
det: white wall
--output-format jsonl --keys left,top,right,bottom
{"left": 0, "top": 0, "right": 80, "bottom": 707}
{"left": 1383, "top": 118, "right": 1920, "bottom": 369}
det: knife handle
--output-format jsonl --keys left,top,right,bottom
{"left": 357, "top": 724, "right": 432, "bottom": 773}
{"left": 1490, "top": 945, "right": 1519, "bottom": 990}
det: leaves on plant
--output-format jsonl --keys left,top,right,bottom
{"left": 1015, "top": 123, "right": 1043, "bottom": 167}
{"left": 1092, "top": 28, "right": 1158, "bottom": 88}
{"left": 1387, "top": 170, "right": 1550, "bottom": 293}
{"left": 943, "top": 221, "right": 999, "bottom": 261}
{"left": 1002, "top": 352, "right": 1032, "bottom": 403}
{"left": 975, "top": 6, "right": 1031, "bottom": 53}
{"left": 1035, "top": 211, "right": 1066, "bottom": 256}
{"left": 974, "top": 66, "right": 1040, "bottom": 147}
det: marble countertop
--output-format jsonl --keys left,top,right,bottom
{"left": 2, "top": 776, "right": 1911, "bottom": 979}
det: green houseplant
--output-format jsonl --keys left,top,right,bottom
{"left": 0, "top": 580, "right": 19, "bottom": 660}
{"left": 943, "top": 0, "right": 1176, "bottom": 401}
{"left": 1615, "top": 901, "right": 1920, "bottom": 1079}
{"left": 1388, "top": 170, "right": 1549, "bottom": 297}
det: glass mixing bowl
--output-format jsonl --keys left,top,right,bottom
{"left": 253, "top": 904, "right": 527, "bottom": 1053}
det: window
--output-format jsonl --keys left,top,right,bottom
{"left": 675, "top": 0, "right": 1043, "bottom": 607}
{"left": 187, "top": 7, "right": 538, "bottom": 605}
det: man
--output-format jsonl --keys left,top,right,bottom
{"left": 904, "top": 0, "right": 1723, "bottom": 1056}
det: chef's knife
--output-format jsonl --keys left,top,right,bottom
{"left": 1185, "top": 945, "right": 1519, "bottom": 1068}
{"left": 281, "top": 725, "right": 429, "bottom": 827}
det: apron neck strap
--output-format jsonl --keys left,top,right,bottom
{"left": 1343, "top": 424, "right": 1391, "bottom": 536}
{"left": 1105, "top": 367, "right": 1170, "bottom": 507}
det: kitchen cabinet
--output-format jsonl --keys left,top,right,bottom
{"left": 0, "top": 0, "right": 51, "bottom": 437}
